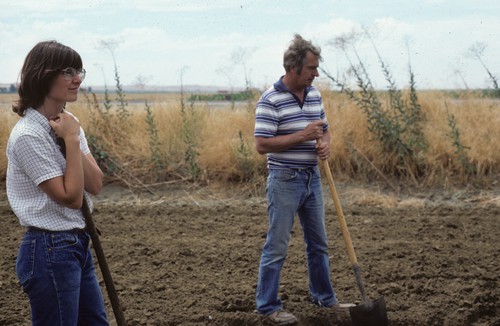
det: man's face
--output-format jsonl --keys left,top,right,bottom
{"left": 293, "top": 51, "right": 320, "bottom": 89}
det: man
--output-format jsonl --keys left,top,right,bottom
{"left": 254, "top": 34, "right": 353, "bottom": 325}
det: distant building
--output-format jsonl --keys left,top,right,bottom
{"left": 0, "top": 83, "right": 17, "bottom": 93}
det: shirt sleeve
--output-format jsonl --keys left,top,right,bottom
{"left": 254, "top": 98, "right": 279, "bottom": 138}
{"left": 319, "top": 93, "right": 329, "bottom": 132}
{"left": 79, "top": 127, "right": 91, "bottom": 155}
{"left": 13, "top": 134, "right": 64, "bottom": 186}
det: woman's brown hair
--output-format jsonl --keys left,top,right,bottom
{"left": 12, "top": 40, "right": 83, "bottom": 117}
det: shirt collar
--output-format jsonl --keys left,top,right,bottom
{"left": 25, "top": 107, "right": 52, "bottom": 134}
{"left": 273, "top": 76, "right": 288, "bottom": 92}
{"left": 273, "top": 75, "right": 312, "bottom": 96}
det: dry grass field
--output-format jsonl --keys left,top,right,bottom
{"left": 1, "top": 90, "right": 499, "bottom": 188}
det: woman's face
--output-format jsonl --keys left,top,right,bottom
{"left": 46, "top": 68, "right": 84, "bottom": 104}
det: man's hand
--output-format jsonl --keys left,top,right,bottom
{"left": 302, "top": 120, "right": 324, "bottom": 141}
{"left": 316, "top": 139, "right": 330, "bottom": 161}
{"left": 316, "top": 135, "right": 331, "bottom": 161}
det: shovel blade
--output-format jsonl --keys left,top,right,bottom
{"left": 349, "top": 296, "right": 388, "bottom": 326}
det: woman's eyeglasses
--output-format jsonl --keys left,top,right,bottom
{"left": 61, "top": 67, "right": 86, "bottom": 81}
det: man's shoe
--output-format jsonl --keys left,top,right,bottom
{"left": 331, "top": 302, "right": 356, "bottom": 316}
{"left": 332, "top": 302, "right": 356, "bottom": 310}
{"left": 267, "top": 310, "right": 298, "bottom": 325}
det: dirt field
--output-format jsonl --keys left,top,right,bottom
{"left": 1, "top": 182, "right": 499, "bottom": 326}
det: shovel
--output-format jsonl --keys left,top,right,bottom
{"left": 318, "top": 144, "right": 388, "bottom": 325}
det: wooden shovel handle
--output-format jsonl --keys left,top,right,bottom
{"left": 317, "top": 140, "right": 358, "bottom": 266}
{"left": 318, "top": 140, "right": 371, "bottom": 302}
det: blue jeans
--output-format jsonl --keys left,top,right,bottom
{"left": 256, "top": 166, "right": 338, "bottom": 315}
{"left": 16, "top": 228, "right": 108, "bottom": 326}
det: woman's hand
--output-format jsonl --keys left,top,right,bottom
{"left": 49, "top": 111, "right": 80, "bottom": 143}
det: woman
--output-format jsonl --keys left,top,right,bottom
{"left": 6, "top": 40, "right": 108, "bottom": 325}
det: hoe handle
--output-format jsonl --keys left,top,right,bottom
{"left": 56, "top": 135, "right": 126, "bottom": 324}
{"left": 82, "top": 197, "right": 127, "bottom": 326}
{"left": 320, "top": 158, "right": 358, "bottom": 265}
{"left": 318, "top": 140, "right": 369, "bottom": 302}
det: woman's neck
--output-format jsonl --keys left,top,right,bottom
{"left": 37, "top": 100, "right": 65, "bottom": 119}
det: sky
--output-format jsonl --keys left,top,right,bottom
{"left": 0, "top": 0, "right": 499, "bottom": 90}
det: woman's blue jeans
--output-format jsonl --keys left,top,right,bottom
{"left": 256, "top": 166, "right": 338, "bottom": 315}
{"left": 16, "top": 228, "right": 109, "bottom": 325}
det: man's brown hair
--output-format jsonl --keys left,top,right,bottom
{"left": 283, "top": 34, "right": 322, "bottom": 74}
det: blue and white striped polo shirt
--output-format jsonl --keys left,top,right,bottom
{"left": 254, "top": 77, "right": 329, "bottom": 169}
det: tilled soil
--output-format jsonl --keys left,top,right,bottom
{"left": 1, "top": 183, "right": 499, "bottom": 325}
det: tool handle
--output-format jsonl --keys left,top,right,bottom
{"left": 56, "top": 136, "right": 126, "bottom": 324}
{"left": 317, "top": 139, "right": 358, "bottom": 265}
{"left": 82, "top": 197, "right": 127, "bottom": 326}
{"left": 319, "top": 158, "right": 371, "bottom": 302}
{"left": 319, "top": 158, "right": 358, "bottom": 265}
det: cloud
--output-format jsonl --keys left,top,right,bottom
{"left": 295, "top": 15, "right": 500, "bottom": 89}
{"left": 0, "top": 0, "right": 245, "bottom": 16}
{"left": 1, "top": 1, "right": 498, "bottom": 89}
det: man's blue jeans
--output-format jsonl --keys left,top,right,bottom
{"left": 256, "top": 166, "right": 338, "bottom": 315}
{"left": 16, "top": 228, "right": 109, "bottom": 325}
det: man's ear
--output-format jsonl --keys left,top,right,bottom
{"left": 292, "top": 66, "right": 301, "bottom": 75}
